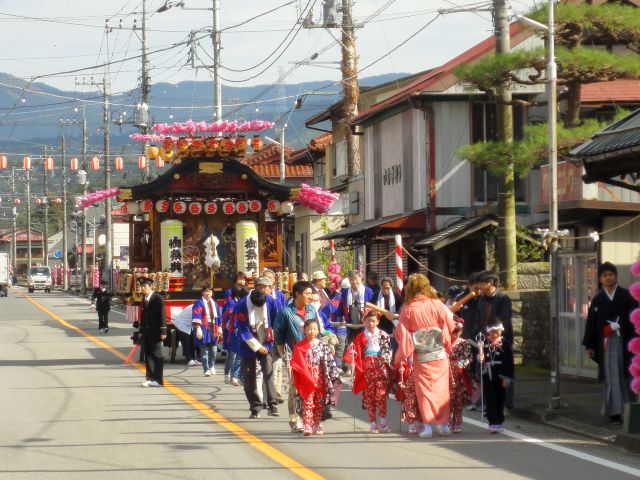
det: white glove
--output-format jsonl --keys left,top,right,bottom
{"left": 196, "top": 326, "right": 203, "bottom": 340}
{"left": 608, "top": 321, "right": 621, "bottom": 332}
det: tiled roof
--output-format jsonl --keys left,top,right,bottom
{"left": 243, "top": 144, "right": 294, "bottom": 166}
{"left": 570, "top": 108, "right": 640, "bottom": 158}
{"left": 581, "top": 80, "right": 640, "bottom": 104}
{"left": 250, "top": 164, "right": 314, "bottom": 178}
{"left": 0, "top": 229, "right": 43, "bottom": 242}
{"left": 309, "top": 132, "right": 332, "bottom": 151}
{"left": 351, "top": 21, "right": 531, "bottom": 125}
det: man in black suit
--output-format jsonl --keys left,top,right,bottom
{"left": 139, "top": 277, "right": 167, "bottom": 387}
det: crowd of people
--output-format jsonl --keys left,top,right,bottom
{"left": 128, "top": 261, "right": 637, "bottom": 437}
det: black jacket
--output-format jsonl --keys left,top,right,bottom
{"left": 474, "top": 291, "right": 513, "bottom": 347}
{"left": 373, "top": 289, "right": 403, "bottom": 335}
{"left": 582, "top": 286, "right": 637, "bottom": 380}
{"left": 140, "top": 292, "right": 167, "bottom": 344}
{"left": 92, "top": 288, "right": 111, "bottom": 313}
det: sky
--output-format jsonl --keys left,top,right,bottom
{"left": 0, "top": 0, "right": 541, "bottom": 117}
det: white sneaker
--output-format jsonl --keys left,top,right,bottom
{"left": 418, "top": 424, "right": 433, "bottom": 438}
{"left": 210, "top": 366, "right": 216, "bottom": 375}
{"left": 187, "top": 360, "right": 198, "bottom": 367}
{"left": 224, "top": 374, "right": 231, "bottom": 384}
{"left": 230, "top": 378, "right": 240, "bottom": 386}
{"left": 438, "top": 424, "right": 452, "bottom": 436}
{"left": 195, "top": 360, "right": 202, "bottom": 366}
{"left": 147, "top": 381, "right": 161, "bottom": 387}
{"left": 204, "top": 370, "right": 212, "bottom": 377}
{"left": 141, "top": 380, "right": 152, "bottom": 387}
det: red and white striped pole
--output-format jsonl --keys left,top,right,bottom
{"left": 395, "top": 234, "right": 403, "bottom": 291}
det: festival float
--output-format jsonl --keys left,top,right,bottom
{"left": 74, "top": 119, "right": 339, "bottom": 359}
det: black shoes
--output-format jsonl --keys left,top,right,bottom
{"left": 249, "top": 411, "right": 260, "bottom": 419}
{"left": 104, "top": 327, "right": 109, "bottom": 334}
{"left": 268, "top": 406, "right": 279, "bottom": 417}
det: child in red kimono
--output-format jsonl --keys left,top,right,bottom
{"left": 353, "top": 311, "right": 393, "bottom": 433}
{"left": 291, "top": 319, "right": 341, "bottom": 436}
{"left": 449, "top": 319, "right": 473, "bottom": 432}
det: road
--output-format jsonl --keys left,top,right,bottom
{"left": 1, "top": 287, "right": 640, "bottom": 480}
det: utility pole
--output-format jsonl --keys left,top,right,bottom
{"left": 141, "top": 0, "right": 151, "bottom": 180}
{"left": 81, "top": 111, "right": 88, "bottom": 296}
{"left": 26, "top": 166, "right": 32, "bottom": 269}
{"left": 213, "top": 0, "right": 222, "bottom": 120}
{"left": 10, "top": 166, "right": 17, "bottom": 272}
{"left": 43, "top": 146, "right": 49, "bottom": 266}
{"left": 546, "top": 0, "right": 561, "bottom": 410}
{"left": 340, "top": 0, "right": 360, "bottom": 177}
{"left": 103, "top": 77, "right": 113, "bottom": 289}
{"left": 494, "top": 0, "right": 517, "bottom": 290}
{"left": 61, "top": 135, "right": 68, "bottom": 290}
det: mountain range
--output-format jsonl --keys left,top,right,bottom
{"left": 0, "top": 71, "right": 410, "bottom": 159}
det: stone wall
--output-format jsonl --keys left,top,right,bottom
{"left": 504, "top": 263, "right": 551, "bottom": 367}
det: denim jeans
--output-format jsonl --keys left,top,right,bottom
{"left": 200, "top": 343, "right": 217, "bottom": 373}
{"left": 224, "top": 350, "right": 241, "bottom": 379}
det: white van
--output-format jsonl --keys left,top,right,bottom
{"left": 27, "top": 266, "right": 52, "bottom": 293}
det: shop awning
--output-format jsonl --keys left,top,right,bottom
{"left": 414, "top": 215, "right": 497, "bottom": 251}
{"left": 316, "top": 210, "right": 426, "bottom": 241}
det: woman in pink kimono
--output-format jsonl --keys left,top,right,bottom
{"left": 394, "top": 274, "right": 456, "bottom": 438}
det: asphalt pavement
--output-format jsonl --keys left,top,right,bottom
{"left": 2, "top": 286, "right": 640, "bottom": 480}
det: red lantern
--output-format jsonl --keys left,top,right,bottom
{"left": 90, "top": 156, "right": 100, "bottom": 171}
{"left": 141, "top": 199, "right": 153, "bottom": 213}
{"left": 54, "top": 197, "right": 62, "bottom": 204}
{"left": 155, "top": 156, "right": 164, "bottom": 168}
{"left": 235, "top": 135, "right": 248, "bottom": 157}
{"left": 218, "top": 137, "right": 234, "bottom": 157}
{"left": 114, "top": 156, "right": 124, "bottom": 171}
{"left": 204, "top": 202, "right": 217, "bottom": 215}
{"left": 249, "top": 200, "right": 262, "bottom": 212}
{"left": 172, "top": 201, "right": 186, "bottom": 214}
{"left": 0, "top": 155, "right": 7, "bottom": 169}
{"left": 70, "top": 157, "right": 79, "bottom": 171}
{"left": 23, "top": 156, "right": 31, "bottom": 170}
{"left": 251, "top": 135, "right": 264, "bottom": 152}
{"left": 138, "top": 155, "right": 147, "bottom": 170}
{"left": 45, "top": 157, "right": 54, "bottom": 171}
{"left": 155, "top": 199, "right": 169, "bottom": 213}
{"left": 236, "top": 201, "right": 249, "bottom": 214}
{"left": 14, "top": 198, "right": 20, "bottom": 205}
{"left": 267, "top": 199, "right": 280, "bottom": 213}
{"left": 222, "top": 201, "right": 236, "bottom": 215}
{"left": 189, "top": 202, "right": 202, "bottom": 215}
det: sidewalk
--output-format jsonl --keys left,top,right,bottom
{"left": 512, "top": 365, "right": 640, "bottom": 453}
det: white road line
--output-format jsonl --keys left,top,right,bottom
{"left": 464, "top": 416, "right": 640, "bottom": 477}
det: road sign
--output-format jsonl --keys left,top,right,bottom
{"left": 53, "top": 250, "right": 62, "bottom": 259}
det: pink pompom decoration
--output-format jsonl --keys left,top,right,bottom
{"left": 630, "top": 363, "right": 640, "bottom": 378}
{"left": 631, "top": 308, "right": 640, "bottom": 334}
{"left": 632, "top": 378, "right": 640, "bottom": 395}
{"left": 631, "top": 283, "right": 640, "bottom": 302}
{"left": 632, "top": 260, "right": 640, "bottom": 277}
{"left": 629, "top": 337, "right": 640, "bottom": 355}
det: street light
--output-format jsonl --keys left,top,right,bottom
{"left": 519, "top": 1, "right": 560, "bottom": 408}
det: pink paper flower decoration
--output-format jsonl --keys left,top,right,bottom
{"left": 630, "top": 363, "right": 640, "bottom": 378}
{"left": 630, "top": 283, "right": 640, "bottom": 302}
{"left": 632, "top": 260, "right": 640, "bottom": 277}
{"left": 631, "top": 308, "right": 640, "bottom": 334}
{"left": 629, "top": 337, "right": 640, "bottom": 355}
{"left": 633, "top": 378, "right": 640, "bottom": 395}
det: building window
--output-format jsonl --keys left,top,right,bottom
{"left": 333, "top": 140, "right": 347, "bottom": 178}
{"left": 471, "top": 102, "right": 526, "bottom": 203}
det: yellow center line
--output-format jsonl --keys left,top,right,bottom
{"left": 24, "top": 294, "right": 324, "bottom": 480}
